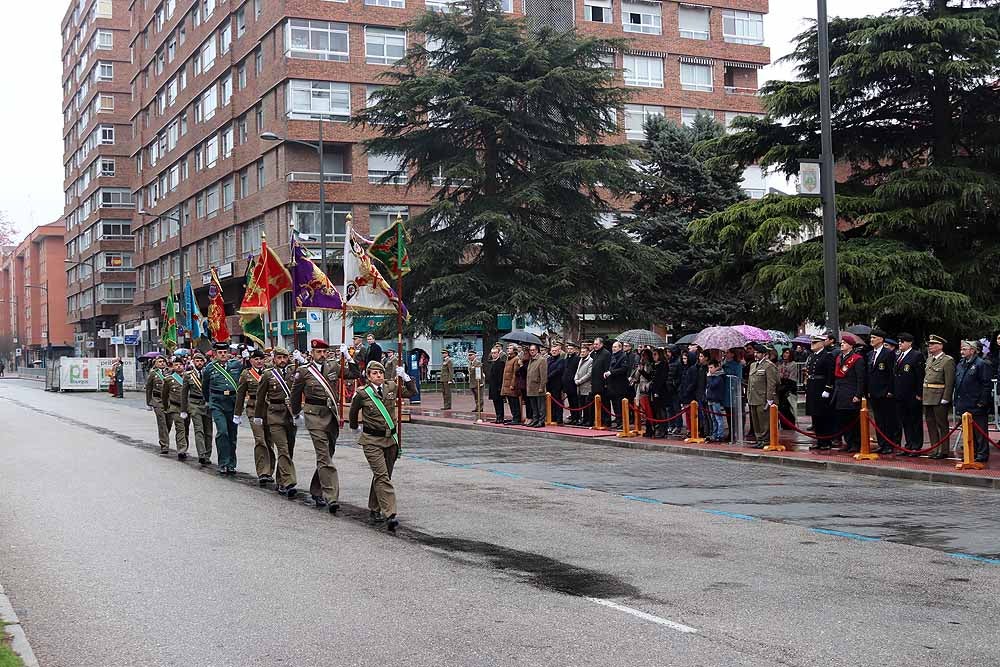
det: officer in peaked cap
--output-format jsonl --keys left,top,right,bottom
{"left": 805, "top": 333, "right": 837, "bottom": 450}
{"left": 255, "top": 346, "right": 299, "bottom": 496}
{"left": 922, "top": 334, "right": 956, "bottom": 459}
{"left": 203, "top": 341, "right": 245, "bottom": 474}
{"left": 181, "top": 351, "right": 214, "bottom": 465}
{"left": 235, "top": 349, "right": 275, "bottom": 485}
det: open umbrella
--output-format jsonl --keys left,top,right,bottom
{"left": 615, "top": 329, "right": 665, "bottom": 348}
{"left": 731, "top": 324, "right": 771, "bottom": 342}
{"left": 500, "top": 330, "right": 543, "bottom": 346}
{"left": 694, "top": 326, "right": 748, "bottom": 351}
{"left": 846, "top": 324, "right": 872, "bottom": 336}
{"left": 766, "top": 330, "right": 791, "bottom": 344}
{"left": 674, "top": 333, "right": 698, "bottom": 345}
{"left": 791, "top": 335, "right": 813, "bottom": 345}
{"left": 840, "top": 331, "right": 864, "bottom": 346}
{"left": 141, "top": 351, "right": 162, "bottom": 359}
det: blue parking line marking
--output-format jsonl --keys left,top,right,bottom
{"left": 703, "top": 509, "right": 756, "bottom": 521}
{"left": 622, "top": 494, "right": 663, "bottom": 504}
{"left": 441, "top": 462, "right": 471, "bottom": 468}
{"left": 550, "top": 482, "right": 587, "bottom": 490}
{"left": 487, "top": 469, "right": 524, "bottom": 479}
{"left": 947, "top": 553, "right": 1000, "bottom": 565}
{"left": 810, "top": 528, "right": 880, "bottom": 542}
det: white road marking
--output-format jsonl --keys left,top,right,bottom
{"left": 585, "top": 597, "right": 699, "bottom": 634}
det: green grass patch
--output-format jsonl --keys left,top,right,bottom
{"left": 0, "top": 622, "right": 25, "bottom": 667}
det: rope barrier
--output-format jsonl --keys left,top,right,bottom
{"left": 549, "top": 395, "right": 595, "bottom": 412}
{"left": 970, "top": 419, "right": 1000, "bottom": 450}
{"left": 634, "top": 403, "right": 688, "bottom": 424}
{"left": 777, "top": 412, "right": 860, "bottom": 441}
{"left": 867, "top": 415, "right": 957, "bottom": 455}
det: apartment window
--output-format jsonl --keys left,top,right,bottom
{"left": 100, "top": 220, "right": 131, "bottom": 238}
{"left": 206, "top": 183, "right": 220, "bottom": 217}
{"left": 254, "top": 47, "right": 263, "bottom": 75}
{"left": 236, "top": 7, "right": 247, "bottom": 37}
{"left": 254, "top": 0, "right": 262, "bottom": 18}
{"left": 368, "top": 205, "right": 408, "bottom": 236}
{"left": 624, "top": 104, "right": 664, "bottom": 141}
{"left": 205, "top": 135, "right": 219, "bottom": 167}
{"left": 208, "top": 235, "right": 221, "bottom": 264}
{"left": 239, "top": 168, "right": 249, "bottom": 196}
{"left": 584, "top": 0, "right": 611, "bottom": 23}
{"left": 681, "top": 108, "right": 710, "bottom": 127}
{"left": 197, "top": 241, "right": 207, "bottom": 269}
{"left": 287, "top": 19, "right": 350, "bottom": 62}
{"left": 219, "top": 24, "right": 232, "bottom": 55}
{"left": 200, "top": 37, "right": 217, "bottom": 72}
{"left": 220, "top": 72, "right": 233, "bottom": 106}
{"left": 287, "top": 80, "right": 352, "bottom": 120}
{"left": 366, "top": 0, "right": 405, "bottom": 7}
{"left": 99, "top": 283, "right": 136, "bottom": 304}
{"left": 100, "top": 188, "right": 134, "bottom": 207}
{"left": 237, "top": 63, "right": 247, "bottom": 89}
{"left": 102, "top": 252, "right": 133, "bottom": 271}
{"left": 241, "top": 219, "right": 263, "bottom": 254}
{"left": 291, "top": 203, "right": 350, "bottom": 242}
{"left": 100, "top": 158, "right": 116, "bottom": 176}
{"left": 501, "top": 0, "right": 513, "bottom": 10}
{"left": 98, "top": 94, "right": 114, "bottom": 112}
{"left": 201, "top": 86, "right": 218, "bottom": 121}
{"left": 255, "top": 104, "right": 264, "bottom": 130}
{"left": 97, "top": 62, "right": 114, "bottom": 81}
{"left": 367, "top": 153, "right": 407, "bottom": 184}
{"left": 257, "top": 160, "right": 265, "bottom": 187}
{"left": 196, "top": 193, "right": 206, "bottom": 217}
{"left": 678, "top": 5, "right": 709, "bottom": 39}
{"left": 96, "top": 0, "right": 112, "bottom": 19}
{"left": 680, "top": 62, "right": 713, "bottom": 91}
{"left": 365, "top": 28, "right": 406, "bottom": 66}
{"left": 623, "top": 55, "right": 663, "bottom": 88}
{"left": 366, "top": 85, "right": 384, "bottom": 109}
{"left": 204, "top": 0, "right": 216, "bottom": 19}
{"left": 96, "top": 30, "right": 113, "bottom": 49}
{"left": 222, "top": 179, "right": 234, "bottom": 211}
{"left": 100, "top": 125, "right": 115, "bottom": 143}
{"left": 622, "top": 1, "right": 661, "bottom": 34}
{"left": 723, "top": 9, "right": 764, "bottom": 45}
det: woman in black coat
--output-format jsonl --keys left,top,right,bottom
{"left": 486, "top": 345, "right": 507, "bottom": 424}
{"left": 650, "top": 348, "right": 669, "bottom": 438}
{"left": 605, "top": 341, "right": 629, "bottom": 428}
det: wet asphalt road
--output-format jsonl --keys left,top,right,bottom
{"left": 2, "top": 379, "right": 1000, "bottom": 667}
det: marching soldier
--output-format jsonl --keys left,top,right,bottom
{"left": 290, "top": 339, "right": 362, "bottom": 512}
{"left": 892, "top": 333, "right": 925, "bottom": 455}
{"left": 349, "top": 360, "right": 416, "bottom": 531}
{"left": 203, "top": 341, "right": 244, "bottom": 475}
{"left": 254, "top": 347, "right": 299, "bottom": 498}
{"left": 235, "top": 350, "right": 276, "bottom": 485}
{"left": 180, "top": 352, "right": 214, "bottom": 465}
{"left": 804, "top": 334, "right": 836, "bottom": 450}
{"left": 145, "top": 356, "right": 170, "bottom": 455}
{"left": 160, "top": 356, "right": 190, "bottom": 460}
{"left": 922, "top": 334, "right": 956, "bottom": 459}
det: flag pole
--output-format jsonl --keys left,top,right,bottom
{"left": 394, "top": 214, "right": 404, "bottom": 450}
{"left": 263, "top": 233, "right": 275, "bottom": 350}
{"left": 340, "top": 214, "right": 352, "bottom": 427}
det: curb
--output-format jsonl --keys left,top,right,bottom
{"left": 410, "top": 416, "right": 1000, "bottom": 491}
{"left": 0, "top": 582, "right": 40, "bottom": 667}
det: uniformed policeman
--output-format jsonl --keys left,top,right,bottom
{"left": 254, "top": 347, "right": 298, "bottom": 497}
{"left": 804, "top": 334, "right": 836, "bottom": 450}
{"left": 145, "top": 356, "right": 170, "bottom": 454}
{"left": 922, "top": 334, "right": 956, "bottom": 459}
{"left": 160, "top": 356, "right": 190, "bottom": 460}
{"left": 289, "top": 339, "right": 362, "bottom": 512}
{"left": 180, "top": 352, "right": 214, "bottom": 465}
{"left": 349, "top": 360, "right": 416, "bottom": 531}
{"left": 892, "top": 333, "right": 925, "bottom": 455}
{"left": 235, "top": 349, "right": 275, "bottom": 485}
{"left": 202, "top": 341, "right": 244, "bottom": 475}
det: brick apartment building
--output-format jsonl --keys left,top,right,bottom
{"left": 60, "top": 0, "right": 768, "bottom": 352}
{"left": 0, "top": 223, "right": 76, "bottom": 368}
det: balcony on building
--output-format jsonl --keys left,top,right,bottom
{"left": 724, "top": 61, "right": 760, "bottom": 97}
{"left": 285, "top": 143, "right": 353, "bottom": 185}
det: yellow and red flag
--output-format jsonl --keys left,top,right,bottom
{"left": 207, "top": 267, "right": 230, "bottom": 343}
{"left": 238, "top": 240, "right": 292, "bottom": 315}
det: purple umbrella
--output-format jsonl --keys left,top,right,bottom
{"left": 791, "top": 335, "right": 813, "bottom": 345}
{"left": 694, "top": 326, "right": 748, "bottom": 351}
{"left": 731, "top": 325, "right": 771, "bottom": 342}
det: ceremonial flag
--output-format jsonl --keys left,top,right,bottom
{"left": 207, "top": 267, "right": 230, "bottom": 343}
{"left": 238, "top": 254, "right": 266, "bottom": 348}
{"left": 161, "top": 277, "right": 178, "bottom": 353}
{"left": 343, "top": 227, "right": 408, "bottom": 317}
{"left": 238, "top": 240, "right": 292, "bottom": 315}
{"left": 368, "top": 217, "right": 411, "bottom": 279}
{"left": 291, "top": 236, "right": 344, "bottom": 311}
{"left": 183, "top": 278, "right": 205, "bottom": 339}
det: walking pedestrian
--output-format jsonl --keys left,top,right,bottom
{"left": 893, "top": 333, "right": 925, "bottom": 455}
{"left": 235, "top": 350, "right": 275, "bottom": 485}
{"left": 954, "top": 340, "right": 991, "bottom": 464}
{"left": 113, "top": 358, "right": 125, "bottom": 398}
{"left": 747, "top": 344, "right": 779, "bottom": 448}
{"left": 440, "top": 349, "right": 454, "bottom": 410}
{"left": 833, "top": 338, "right": 866, "bottom": 453}
{"left": 160, "top": 356, "right": 190, "bottom": 460}
{"left": 145, "top": 356, "right": 170, "bottom": 455}
{"left": 181, "top": 352, "right": 214, "bottom": 465}
{"left": 349, "top": 361, "right": 416, "bottom": 531}
{"left": 923, "top": 335, "right": 956, "bottom": 459}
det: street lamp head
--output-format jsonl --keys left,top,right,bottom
{"left": 260, "top": 131, "right": 282, "bottom": 141}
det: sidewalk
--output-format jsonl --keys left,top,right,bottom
{"left": 0, "top": 581, "right": 39, "bottom": 667}
{"left": 406, "top": 390, "right": 1000, "bottom": 490}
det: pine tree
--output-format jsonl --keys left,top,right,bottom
{"left": 629, "top": 113, "right": 749, "bottom": 331}
{"left": 355, "top": 0, "right": 671, "bottom": 341}
{"left": 691, "top": 0, "right": 1000, "bottom": 341}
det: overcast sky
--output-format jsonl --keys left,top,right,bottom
{"left": 0, "top": 0, "right": 903, "bottom": 243}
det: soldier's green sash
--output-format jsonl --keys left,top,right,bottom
{"left": 363, "top": 385, "right": 398, "bottom": 446}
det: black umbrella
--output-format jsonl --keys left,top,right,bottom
{"left": 500, "top": 330, "right": 543, "bottom": 346}
{"left": 846, "top": 324, "right": 872, "bottom": 336}
{"left": 674, "top": 333, "right": 698, "bottom": 345}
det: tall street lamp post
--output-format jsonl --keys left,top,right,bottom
{"left": 261, "top": 119, "right": 330, "bottom": 341}
{"left": 817, "top": 0, "right": 840, "bottom": 337}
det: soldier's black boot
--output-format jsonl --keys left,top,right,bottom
{"left": 386, "top": 515, "right": 399, "bottom": 531}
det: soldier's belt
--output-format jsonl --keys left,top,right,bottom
{"left": 171, "top": 401, "right": 183, "bottom": 407}
{"left": 924, "top": 383, "right": 946, "bottom": 388}
{"left": 305, "top": 398, "right": 329, "bottom": 406}
{"left": 212, "top": 390, "right": 234, "bottom": 396}
{"left": 363, "top": 425, "right": 396, "bottom": 438}
{"left": 269, "top": 399, "right": 288, "bottom": 405}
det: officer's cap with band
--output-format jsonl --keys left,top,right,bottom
{"left": 272, "top": 347, "right": 290, "bottom": 356}
{"left": 367, "top": 361, "right": 386, "bottom": 375}
{"left": 213, "top": 341, "right": 230, "bottom": 351}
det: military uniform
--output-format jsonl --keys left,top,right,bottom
{"left": 160, "top": 367, "right": 190, "bottom": 458}
{"left": 349, "top": 363, "right": 416, "bottom": 527}
{"left": 440, "top": 355, "right": 454, "bottom": 410}
{"left": 468, "top": 357, "right": 483, "bottom": 414}
{"left": 866, "top": 334, "right": 898, "bottom": 454}
{"left": 235, "top": 362, "right": 276, "bottom": 482}
{"left": 202, "top": 348, "right": 245, "bottom": 473}
{"left": 254, "top": 359, "right": 298, "bottom": 494}
{"left": 289, "top": 344, "right": 362, "bottom": 508}
{"left": 892, "top": 336, "right": 925, "bottom": 453}
{"left": 804, "top": 340, "right": 836, "bottom": 449}
{"left": 145, "top": 366, "right": 170, "bottom": 453}
{"left": 922, "top": 336, "right": 956, "bottom": 459}
{"left": 747, "top": 351, "right": 779, "bottom": 447}
{"left": 181, "top": 364, "right": 214, "bottom": 464}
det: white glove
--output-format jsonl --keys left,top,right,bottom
{"left": 603, "top": 371, "right": 611, "bottom": 378}
{"left": 339, "top": 344, "right": 349, "bottom": 357}
{"left": 766, "top": 400, "right": 774, "bottom": 407}
{"left": 233, "top": 415, "right": 243, "bottom": 425}
{"left": 294, "top": 413, "right": 304, "bottom": 425}
{"left": 146, "top": 405, "right": 153, "bottom": 411}
{"left": 180, "top": 411, "right": 188, "bottom": 419}
{"left": 252, "top": 417, "right": 263, "bottom": 426}
{"left": 940, "top": 399, "right": 949, "bottom": 405}
{"left": 396, "top": 366, "right": 410, "bottom": 381}
{"left": 821, "top": 391, "right": 830, "bottom": 399}
{"left": 351, "top": 426, "right": 362, "bottom": 433}
{"left": 293, "top": 350, "right": 306, "bottom": 364}
{"left": 242, "top": 350, "right": 250, "bottom": 359}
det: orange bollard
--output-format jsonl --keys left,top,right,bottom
{"left": 593, "top": 394, "right": 603, "bottom": 430}
{"left": 545, "top": 392, "right": 555, "bottom": 427}
{"left": 855, "top": 398, "right": 878, "bottom": 461}
{"left": 763, "top": 403, "right": 785, "bottom": 451}
{"left": 618, "top": 398, "right": 631, "bottom": 438}
{"left": 956, "top": 412, "right": 985, "bottom": 470}
{"left": 685, "top": 400, "right": 705, "bottom": 443}
{"left": 633, "top": 401, "right": 643, "bottom": 437}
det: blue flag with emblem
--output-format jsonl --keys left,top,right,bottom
{"left": 183, "top": 278, "right": 206, "bottom": 339}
